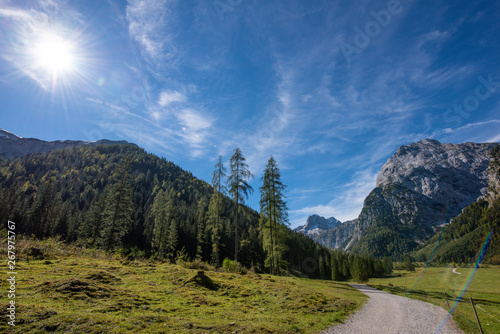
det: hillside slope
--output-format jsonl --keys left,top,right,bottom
{"left": 0, "top": 133, "right": 331, "bottom": 275}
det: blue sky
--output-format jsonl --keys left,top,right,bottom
{"left": 1, "top": 0, "right": 499, "bottom": 228}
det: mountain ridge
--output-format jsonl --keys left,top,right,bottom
{"left": 303, "top": 139, "right": 497, "bottom": 258}
{"left": 0, "top": 128, "right": 133, "bottom": 158}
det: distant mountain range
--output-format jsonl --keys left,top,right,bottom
{"left": 301, "top": 139, "right": 498, "bottom": 258}
{"left": 0, "top": 129, "right": 132, "bottom": 158}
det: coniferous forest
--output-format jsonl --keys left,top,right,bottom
{"left": 0, "top": 143, "right": 390, "bottom": 280}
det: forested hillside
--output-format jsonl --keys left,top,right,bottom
{"left": 0, "top": 144, "right": 343, "bottom": 277}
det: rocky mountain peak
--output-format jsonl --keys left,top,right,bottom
{"left": 376, "top": 139, "right": 495, "bottom": 201}
{"left": 294, "top": 214, "right": 341, "bottom": 235}
{"left": 0, "top": 129, "right": 23, "bottom": 140}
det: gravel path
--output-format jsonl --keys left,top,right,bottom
{"left": 321, "top": 284, "right": 464, "bottom": 334}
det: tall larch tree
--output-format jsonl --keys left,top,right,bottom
{"left": 259, "top": 156, "right": 288, "bottom": 275}
{"left": 228, "top": 148, "right": 253, "bottom": 263}
{"left": 196, "top": 197, "right": 208, "bottom": 261}
{"left": 208, "top": 156, "right": 227, "bottom": 267}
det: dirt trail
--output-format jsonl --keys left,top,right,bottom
{"left": 321, "top": 284, "right": 464, "bottom": 334}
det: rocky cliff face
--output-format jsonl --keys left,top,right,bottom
{"left": 376, "top": 139, "right": 493, "bottom": 209}
{"left": 0, "top": 129, "right": 131, "bottom": 158}
{"left": 294, "top": 214, "right": 355, "bottom": 249}
{"left": 313, "top": 219, "right": 357, "bottom": 249}
{"left": 294, "top": 214, "right": 341, "bottom": 235}
{"left": 486, "top": 145, "right": 500, "bottom": 203}
{"left": 347, "top": 139, "right": 497, "bottom": 256}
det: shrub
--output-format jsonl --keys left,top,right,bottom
{"left": 222, "top": 258, "right": 236, "bottom": 272}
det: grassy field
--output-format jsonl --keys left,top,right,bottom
{"left": 0, "top": 238, "right": 366, "bottom": 333}
{"left": 368, "top": 266, "right": 500, "bottom": 334}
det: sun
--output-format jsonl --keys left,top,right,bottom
{"left": 31, "top": 32, "right": 77, "bottom": 75}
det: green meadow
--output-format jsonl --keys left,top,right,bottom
{"left": 0, "top": 238, "right": 366, "bottom": 334}
{"left": 368, "top": 266, "right": 500, "bottom": 334}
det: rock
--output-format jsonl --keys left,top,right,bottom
{"left": 299, "top": 219, "right": 357, "bottom": 250}
{"left": 294, "top": 214, "right": 341, "bottom": 236}
{"left": 184, "top": 271, "right": 219, "bottom": 291}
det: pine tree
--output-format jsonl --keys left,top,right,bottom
{"left": 404, "top": 256, "right": 415, "bottom": 272}
{"left": 319, "top": 255, "right": 326, "bottom": 279}
{"left": 28, "top": 179, "right": 59, "bottom": 238}
{"left": 228, "top": 148, "right": 253, "bottom": 263}
{"left": 259, "top": 156, "right": 288, "bottom": 275}
{"left": 101, "top": 157, "right": 134, "bottom": 252}
{"left": 352, "top": 255, "right": 369, "bottom": 283}
{"left": 78, "top": 188, "right": 109, "bottom": 245}
{"left": 151, "top": 188, "right": 179, "bottom": 260}
{"left": 207, "top": 156, "right": 227, "bottom": 267}
{"left": 383, "top": 256, "right": 393, "bottom": 276}
{"left": 207, "top": 195, "right": 221, "bottom": 266}
{"left": 151, "top": 189, "right": 168, "bottom": 258}
{"left": 331, "top": 252, "right": 341, "bottom": 281}
{"left": 196, "top": 197, "right": 208, "bottom": 261}
{"left": 167, "top": 218, "right": 178, "bottom": 261}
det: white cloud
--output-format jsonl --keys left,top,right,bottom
{"left": 158, "top": 90, "right": 186, "bottom": 107}
{"left": 437, "top": 119, "right": 500, "bottom": 144}
{"left": 126, "top": 0, "right": 179, "bottom": 63}
{"left": 175, "top": 108, "right": 215, "bottom": 157}
{"left": 177, "top": 108, "right": 213, "bottom": 132}
{"left": 0, "top": 7, "right": 34, "bottom": 19}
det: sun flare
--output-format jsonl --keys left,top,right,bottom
{"left": 32, "top": 33, "right": 76, "bottom": 75}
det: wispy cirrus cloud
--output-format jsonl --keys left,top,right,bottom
{"left": 126, "top": 0, "right": 180, "bottom": 64}
{"left": 438, "top": 119, "right": 500, "bottom": 144}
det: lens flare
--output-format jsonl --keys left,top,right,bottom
{"left": 405, "top": 226, "right": 445, "bottom": 296}
{"left": 433, "top": 231, "right": 492, "bottom": 333}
